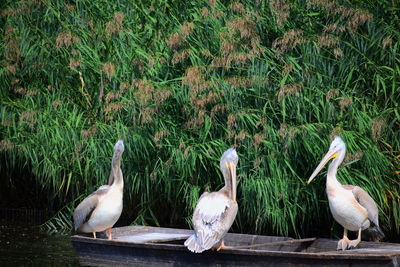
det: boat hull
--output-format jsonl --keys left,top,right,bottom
{"left": 71, "top": 226, "right": 400, "bottom": 266}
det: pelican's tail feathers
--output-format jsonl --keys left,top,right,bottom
{"left": 184, "top": 234, "right": 205, "bottom": 253}
{"left": 364, "top": 222, "right": 385, "bottom": 241}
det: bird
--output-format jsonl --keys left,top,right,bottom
{"left": 307, "top": 136, "right": 384, "bottom": 250}
{"left": 184, "top": 148, "right": 239, "bottom": 253}
{"left": 73, "top": 140, "right": 125, "bottom": 240}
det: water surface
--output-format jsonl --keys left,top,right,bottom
{"left": 0, "top": 223, "right": 79, "bottom": 266}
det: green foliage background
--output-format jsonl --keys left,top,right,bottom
{"left": 1, "top": 0, "right": 399, "bottom": 239}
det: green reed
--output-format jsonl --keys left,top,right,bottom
{"left": 0, "top": 0, "right": 399, "bottom": 239}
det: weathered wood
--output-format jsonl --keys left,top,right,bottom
{"left": 71, "top": 225, "right": 400, "bottom": 267}
{"left": 116, "top": 232, "right": 191, "bottom": 243}
{"left": 223, "top": 237, "right": 317, "bottom": 250}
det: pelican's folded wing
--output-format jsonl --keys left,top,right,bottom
{"left": 73, "top": 187, "right": 109, "bottom": 231}
{"left": 343, "top": 185, "right": 379, "bottom": 225}
{"left": 192, "top": 192, "right": 232, "bottom": 250}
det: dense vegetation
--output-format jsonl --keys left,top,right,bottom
{"left": 1, "top": 0, "right": 399, "bottom": 240}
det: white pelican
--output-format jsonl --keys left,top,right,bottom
{"left": 73, "top": 140, "right": 125, "bottom": 240}
{"left": 184, "top": 148, "right": 239, "bottom": 253}
{"left": 307, "top": 136, "right": 384, "bottom": 250}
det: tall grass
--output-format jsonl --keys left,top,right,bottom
{"left": 1, "top": 0, "right": 399, "bottom": 240}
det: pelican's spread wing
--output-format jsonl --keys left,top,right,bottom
{"left": 191, "top": 192, "right": 236, "bottom": 250}
{"left": 343, "top": 185, "right": 379, "bottom": 225}
{"left": 73, "top": 187, "right": 109, "bottom": 231}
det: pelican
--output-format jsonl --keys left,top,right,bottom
{"left": 73, "top": 140, "right": 125, "bottom": 240}
{"left": 307, "top": 136, "right": 384, "bottom": 250}
{"left": 184, "top": 148, "right": 239, "bottom": 253}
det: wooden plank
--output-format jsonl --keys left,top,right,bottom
{"left": 224, "top": 237, "right": 316, "bottom": 250}
{"left": 116, "top": 232, "right": 191, "bottom": 243}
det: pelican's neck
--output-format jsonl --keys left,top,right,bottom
{"left": 326, "top": 149, "right": 345, "bottom": 190}
{"left": 110, "top": 152, "right": 124, "bottom": 189}
{"left": 221, "top": 166, "right": 235, "bottom": 200}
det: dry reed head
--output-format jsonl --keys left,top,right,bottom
{"left": 253, "top": 133, "right": 265, "bottom": 149}
{"left": 329, "top": 127, "right": 343, "bottom": 141}
{"left": 13, "top": 87, "right": 26, "bottom": 95}
{"left": 227, "top": 113, "right": 237, "bottom": 128}
{"left": 210, "top": 104, "right": 227, "bottom": 120}
{"left": 347, "top": 9, "right": 372, "bottom": 31}
{"left": 253, "top": 157, "right": 262, "bottom": 168}
{"left": 272, "top": 30, "right": 305, "bottom": 54}
{"left": 133, "top": 79, "right": 154, "bottom": 105}
{"left": 227, "top": 17, "right": 256, "bottom": 39}
{"left": 333, "top": 48, "right": 343, "bottom": 58}
{"left": 277, "top": 123, "right": 296, "bottom": 139}
{"left": 153, "top": 89, "right": 172, "bottom": 104}
{"left": 19, "top": 110, "right": 37, "bottom": 126}
{"left": 277, "top": 83, "right": 302, "bottom": 101}
{"left": 114, "top": 12, "right": 124, "bottom": 23}
{"left": 213, "top": 10, "right": 225, "bottom": 19}
{"left": 317, "top": 34, "right": 339, "bottom": 48}
{"left": 230, "top": 2, "right": 246, "bottom": 14}
{"left": 382, "top": 37, "right": 393, "bottom": 49}
{"left": 0, "top": 139, "right": 14, "bottom": 151}
{"left": 270, "top": 0, "right": 291, "bottom": 26}
{"left": 326, "top": 89, "right": 339, "bottom": 102}
{"left": 307, "top": 0, "right": 372, "bottom": 31}
{"left": 71, "top": 49, "right": 80, "bottom": 56}
{"left": 182, "top": 66, "right": 209, "bottom": 95}
{"left": 185, "top": 110, "right": 205, "bottom": 129}
{"left": 56, "top": 31, "right": 80, "bottom": 49}
{"left": 105, "top": 12, "right": 125, "bottom": 36}
{"left": 180, "top": 22, "right": 195, "bottom": 37}
{"left": 104, "top": 102, "right": 123, "bottom": 113}
{"left": 235, "top": 130, "right": 248, "bottom": 142}
{"left": 119, "top": 82, "right": 130, "bottom": 91}
{"left": 52, "top": 100, "right": 62, "bottom": 109}
{"left": 208, "top": 0, "right": 216, "bottom": 7}
{"left": 6, "top": 65, "right": 17, "bottom": 75}
{"left": 344, "top": 151, "right": 364, "bottom": 164}
{"left": 166, "top": 33, "right": 183, "bottom": 50}
{"left": 25, "top": 90, "right": 39, "bottom": 97}
{"left": 323, "top": 24, "right": 345, "bottom": 33}
{"left": 172, "top": 49, "right": 190, "bottom": 65}
{"left": 200, "top": 49, "right": 213, "bottom": 58}
{"left": 65, "top": 5, "right": 75, "bottom": 12}
{"left": 105, "top": 21, "right": 122, "bottom": 35}
{"left": 339, "top": 97, "right": 352, "bottom": 111}
{"left": 154, "top": 130, "right": 168, "bottom": 147}
{"left": 105, "top": 92, "right": 121, "bottom": 104}
{"left": 201, "top": 7, "right": 210, "bottom": 18}
{"left": 281, "top": 64, "right": 293, "bottom": 75}
{"left": 140, "top": 107, "right": 156, "bottom": 124}
{"left": 69, "top": 59, "right": 81, "bottom": 70}
{"left": 371, "top": 119, "right": 385, "bottom": 141}
{"left": 5, "top": 39, "right": 20, "bottom": 62}
{"left": 225, "top": 76, "right": 252, "bottom": 88}
{"left": 81, "top": 126, "right": 98, "bottom": 139}
{"left": 102, "top": 62, "right": 116, "bottom": 78}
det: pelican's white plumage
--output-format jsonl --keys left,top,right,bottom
{"left": 185, "top": 148, "right": 239, "bottom": 253}
{"left": 307, "top": 136, "right": 384, "bottom": 250}
{"left": 73, "top": 140, "right": 125, "bottom": 240}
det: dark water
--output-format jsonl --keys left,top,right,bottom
{"left": 0, "top": 223, "right": 80, "bottom": 266}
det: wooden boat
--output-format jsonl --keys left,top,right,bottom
{"left": 70, "top": 225, "right": 400, "bottom": 266}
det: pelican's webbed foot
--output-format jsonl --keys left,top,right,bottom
{"left": 337, "top": 236, "right": 350, "bottom": 250}
{"left": 347, "top": 239, "right": 361, "bottom": 249}
{"left": 216, "top": 239, "right": 233, "bottom": 251}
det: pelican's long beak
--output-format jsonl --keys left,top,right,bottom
{"left": 228, "top": 162, "right": 237, "bottom": 202}
{"left": 307, "top": 149, "right": 338, "bottom": 184}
